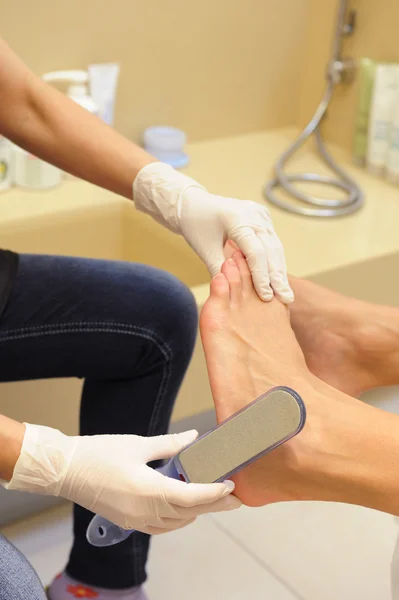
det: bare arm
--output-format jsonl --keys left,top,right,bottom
{"left": 0, "top": 37, "right": 155, "bottom": 199}
{"left": 0, "top": 415, "right": 25, "bottom": 481}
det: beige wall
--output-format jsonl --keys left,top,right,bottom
{"left": 298, "top": 0, "right": 399, "bottom": 153}
{"left": 4, "top": 1, "right": 398, "bottom": 152}
{"left": 2, "top": 0, "right": 309, "bottom": 143}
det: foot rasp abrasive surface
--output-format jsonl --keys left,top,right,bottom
{"left": 178, "top": 387, "right": 304, "bottom": 483}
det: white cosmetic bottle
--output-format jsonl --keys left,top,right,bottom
{"left": 88, "top": 64, "right": 120, "bottom": 126}
{"left": 367, "top": 64, "right": 398, "bottom": 176}
{"left": 0, "top": 137, "right": 13, "bottom": 192}
{"left": 13, "top": 145, "right": 62, "bottom": 190}
{"left": 386, "top": 71, "right": 399, "bottom": 185}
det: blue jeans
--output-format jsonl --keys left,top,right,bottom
{"left": 0, "top": 254, "right": 198, "bottom": 595}
{"left": 0, "top": 534, "right": 47, "bottom": 600}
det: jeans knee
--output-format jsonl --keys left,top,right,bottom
{"left": 160, "top": 274, "right": 198, "bottom": 350}
{"left": 0, "top": 536, "right": 46, "bottom": 600}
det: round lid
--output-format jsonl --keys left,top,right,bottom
{"left": 144, "top": 127, "right": 186, "bottom": 152}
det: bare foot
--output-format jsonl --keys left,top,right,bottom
{"left": 289, "top": 278, "right": 376, "bottom": 396}
{"left": 290, "top": 277, "right": 399, "bottom": 396}
{"left": 200, "top": 256, "right": 308, "bottom": 421}
{"left": 200, "top": 251, "right": 399, "bottom": 514}
{"left": 224, "top": 240, "right": 399, "bottom": 396}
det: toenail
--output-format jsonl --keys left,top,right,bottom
{"left": 261, "top": 291, "right": 273, "bottom": 301}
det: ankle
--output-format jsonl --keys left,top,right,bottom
{"left": 300, "top": 381, "right": 399, "bottom": 515}
{"left": 48, "top": 572, "right": 148, "bottom": 600}
{"left": 308, "top": 296, "right": 399, "bottom": 392}
{"left": 349, "top": 304, "right": 399, "bottom": 389}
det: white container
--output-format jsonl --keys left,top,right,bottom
{"left": 144, "top": 126, "right": 189, "bottom": 169}
{"left": 88, "top": 63, "right": 120, "bottom": 126}
{"left": 13, "top": 146, "right": 62, "bottom": 190}
{"left": 0, "top": 137, "right": 13, "bottom": 192}
{"left": 42, "top": 70, "right": 99, "bottom": 115}
{"left": 367, "top": 64, "right": 399, "bottom": 177}
{"left": 387, "top": 76, "right": 399, "bottom": 185}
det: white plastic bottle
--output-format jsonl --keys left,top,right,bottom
{"left": 387, "top": 71, "right": 399, "bottom": 185}
{"left": 0, "top": 137, "right": 13, "bottom": 192}
{"left": 88, "top": 63, "right": 120, "bottom": 126}
{"left": 367, "top": 64, "right": 399, "bottom": 177}
{"left": 42, "top": 70, "right": 99, "bottom": 115}
{"left": 13, "top": 145, "right": 62, "bottom": 190}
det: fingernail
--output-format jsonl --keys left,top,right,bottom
{"left": 223, "top": 480, "right": 235, "bottom": 494}
{"left": 261, "top": 292, "right": 273, "bottom": 302}
{"left": 185, "top": 429, "right": 198, "bottom": 437}
{"left": 180, "top": 430, "right": 198, "bottom": 445}
{"left": 225, "top": 496, "right": 242, "bottom": 510}
{"left": 281, "top": 292, "right": 295, "bottom": 304}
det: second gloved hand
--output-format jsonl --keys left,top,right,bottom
{"left": 3, "top": 424, "right": 241, "bottom": 535}
{"left": 133, "top": 162, "right": 293, "bottom": 303}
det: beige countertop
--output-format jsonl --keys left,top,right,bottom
{"left": 2, "top": 127, "right": 399, "bottom": 278}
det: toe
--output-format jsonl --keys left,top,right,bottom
{"left": 200, "top": 274, "right": 230, "bottom": 335}
{"left": 233, "top": 250, "right": 253, "bottom": 296}
{"left": 209, "top": 273, "right": 230, "bottom": 305}
{"left": 221, "top": 258, "right": 242, "bottom": 304}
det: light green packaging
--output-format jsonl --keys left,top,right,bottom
{"left": 353, "top": 58, "right": 377, "bottom": 166}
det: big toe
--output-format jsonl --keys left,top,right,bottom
{"left": 221, "top": 258, "right": 242, "bottom": 304}
{"left": 209, "top": 272, "right": 230, "bottom": 304}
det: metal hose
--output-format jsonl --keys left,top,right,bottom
{"left": 264, "top": 0, "right": 363, "bottom": 218}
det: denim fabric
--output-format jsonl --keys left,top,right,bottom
{"left": 0, "top": 254, "right": 198, "bottom": 590}
{"left": 0, "top": 534, "right": 47, "bottom": 600}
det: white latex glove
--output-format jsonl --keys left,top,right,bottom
{"left": 3, "top": 424, "right": 241, "bottom": 535}
{"left": 133, "top": 162, "right": 293, "bottom": 303}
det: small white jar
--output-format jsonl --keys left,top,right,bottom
{"left": 13, "top": 145, "right": 61, "bottom": 190}
{"left": 144, "top": 127, "right": 189, "bottom": 169}
{"left": 0, "top": 136, "right": 13, "bottom": 192}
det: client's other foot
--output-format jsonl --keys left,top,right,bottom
{"left": 200, "top": 251, "right": 399, "bottom": 515}
{"left": 224, "top": 239, "right": 399, "bottom": 396}
{"left": 289, "top": 277, "right": 399, "bottom": 396}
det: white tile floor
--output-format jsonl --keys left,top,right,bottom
{"left": 2, "top": 500, "right": 398, "bottom": 600}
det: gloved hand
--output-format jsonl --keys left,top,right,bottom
{"left": 133, "top": 162, "right": 293, "bottom": 303}
{"left": 3, "top": 424, "right": 241, "bottom": 535}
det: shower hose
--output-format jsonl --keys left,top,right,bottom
{"left": 264, "top": 80, "right": 364, "bottom": 217}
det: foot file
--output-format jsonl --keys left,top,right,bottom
{"left": 86, "top": 386, "right": 306, "bottom": 547}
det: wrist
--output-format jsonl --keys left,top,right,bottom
{"left": 132, "top": 162, "right": 206, "bottom": 234}
{"left": 0, "top": 416, "right": 25, "bottom": 482}
{"left": 3, "top": 423, "right": 77, "bottom": 497}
